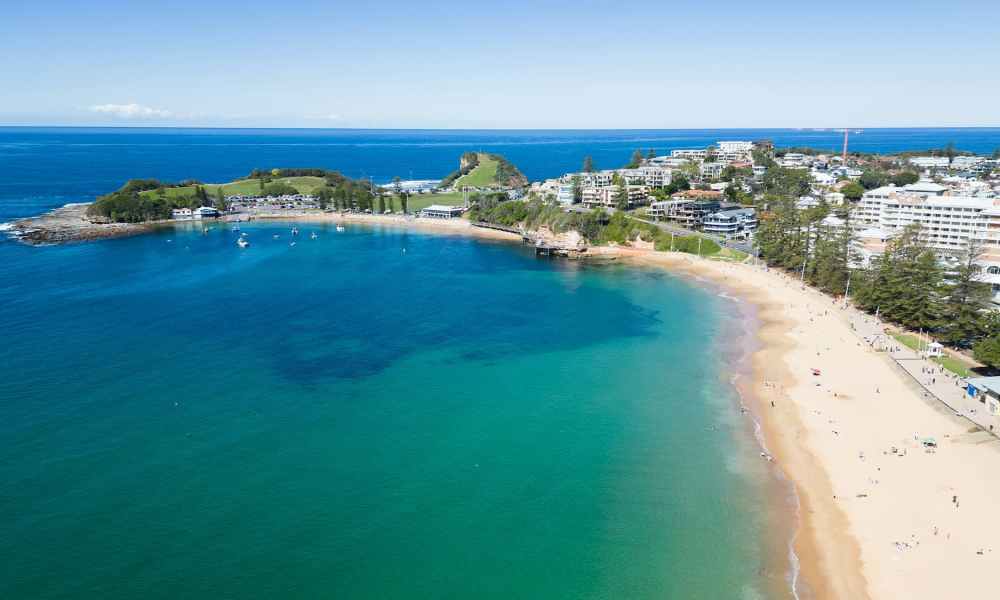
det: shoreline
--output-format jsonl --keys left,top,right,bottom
{"left": 12, "top": 203, "right": 1000, "bottom": 598}
{"left": 612, "top": 247, "right": 1000, "bottom": 600}
{"left": 4, "top": 204, "right": 526, "bottom": 246}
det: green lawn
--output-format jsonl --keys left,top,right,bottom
{"left": 890, "top": 332, "right": 973, "bottom": 377}
{"left": 404, "top": 191, "right": 467, "bottom": 213}
{"left": 140, "top": 176, "right": 327, "bottom": 199}
{"left": 453, "top": 154, "right": 498, "bottom": 189}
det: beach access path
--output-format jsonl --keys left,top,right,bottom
{"left": 845, "top": 308, "right": 1000, "bottom": 436}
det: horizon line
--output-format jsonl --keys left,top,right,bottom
{"left": 2, "top": 124, "right": 1000, "bottom": 132}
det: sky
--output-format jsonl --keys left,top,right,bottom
{"left": 2, "top": 0, "right": 999, "bottom": 129}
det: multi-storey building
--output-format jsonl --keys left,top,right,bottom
{"left": 702, "top": 208, "right": 757, "bottom": 238}
{"left": 581, "top": 185, "right": 648, "bottom": 209}
{"left": 857, "top": 184, "right": 1000, "bottom": 301}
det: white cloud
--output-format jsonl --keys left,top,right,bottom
{"left": 89, "top": 103, "right": 173, "bottom": 119}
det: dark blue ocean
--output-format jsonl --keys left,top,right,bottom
{"left": 2, "top": 127, "right": 1000, "bottom": 222}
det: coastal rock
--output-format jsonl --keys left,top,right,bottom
{"left": 9, "top": 203, "right": 155, "bottom": 244}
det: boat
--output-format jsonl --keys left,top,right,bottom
{"left": 310, "top": 232, "right": 318, "bottom": 239}
{"left": 240, "top": 232, "right": 248, "bottom": 237}
{"left": 237, "top": 238, "right": 249, "bottom": 248}
{"left": 336, "top": 225, "right": 346, "bottom": 232}
{"left": 273, "top": 234, "right": 280, "bottom": 239}
{"left": 291, "top": 227, "right": 299, "bottom": 235}
{"left": 289, "top": 241, "right": 296, "bottom": 247}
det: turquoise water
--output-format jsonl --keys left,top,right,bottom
{"left": 0, "top": 222, "right": 782, "bottom": 598}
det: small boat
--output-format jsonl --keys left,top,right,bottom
{"left": 240, "top": 232, "right": 248, "bottom": 237}
{"left": 291, "top": 227, "right": 299, "bottom": 235}
{"left": 336, "top": 225, "right": 346, "bottom": 232}
{"left": 273, "top": 234, "right": 280, "bottom": 239}
{"left": 202, "top": 228, "right": 209, "bottom": 235}
{"left": 289, "top": 241, "right": 296, "bottom": 247}
{"left": 310, "top": 232, "right": 318, "bottom": 239}
{"left": 237, "top": 238, "right": 249, "bottom": 248}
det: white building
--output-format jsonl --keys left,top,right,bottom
{"left": 581, "top": 185, "right": 648, "bottom": 209}
{"left": 555, "top": 183, "right": 576, "bottom": 206}
{"left": 421, "top": 204, "right": 465, "bottom": 219}
{"left": 717, "top": 140, "right": 754, "bottom": 155}
{"left": 193, "top": 206, "right": 220, "bottom": 218}
{"left": 856, "top": 185, "right": 1000, "bottom": 301}
{"left": 703, "top": 208, "right": 757, "bottom": 238}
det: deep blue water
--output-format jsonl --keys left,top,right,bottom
{"left": 0, "top": 221, "right": 785, "bottom": 599}
{"left": 2, "top": 127, "right": 1000, "bottom": 222}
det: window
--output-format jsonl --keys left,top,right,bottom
{"left": 988, "top": 266, "right": 1000, "bottom": 276}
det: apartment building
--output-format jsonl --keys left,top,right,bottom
{"left": 856, "top": 184, "right": 1000, "bottom": 301}
{"left": 581, "top": 185, "right": 648, "bottom": 209}
{"left": 702, "top": 207, "right": 757, "bottom": 238}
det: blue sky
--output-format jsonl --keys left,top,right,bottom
{"left": 2, "top": 0, "right": 999, "bottom": 128}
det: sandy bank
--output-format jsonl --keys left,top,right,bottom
{"left": 253, "top": 211, "right": 523, "bottom": 242}
{"left": 607, "top": 246, "right": 1000, "bottom": 600}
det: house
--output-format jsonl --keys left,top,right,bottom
{"left": 171, "top": 208, "right": 192, "bottom": 219}
{"left": 420, "top": 204, "right": 465, "bottom": 219}
{"left": 193, "top": 206, "right": 220, "bottom": 218}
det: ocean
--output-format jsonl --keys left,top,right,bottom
{"left": 2, "top": 126, "right": 995, "bottom": 599}
{"left": 2, "top": 126, "right": 1000, "bottom": 222}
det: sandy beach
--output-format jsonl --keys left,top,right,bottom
{"left": 609, "top": 247, "right": 1000, "bottom": 600}
{"left": 253, "top": 211, "right": 525, "bottom": 242}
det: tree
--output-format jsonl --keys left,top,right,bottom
{"left": 583, "top": 156, "right": 594, "bottom": 173}
{"left": 938, "top": 241, "right": 993, "bottom": 347}
{"left": 399, "top": 192, "right": 409, "bottom": 214}
{"left": 841, "top": 181, "right": 865, "bottom": 201}
{"left": 891, "top": 171, "right": 920, "bottom": 186}
{"left": 664, "top": 173, "right": 691, "bottom": 195}
{"left": 613, "top": 178, "right": 629, "bottom": 211}
{"left": 315, "top": 186, "right": 332, "bottom": 210}
{"left": 945, "top": 142, "right": 957, "bottom": 165}
{"left": 859, "top": 169, "right": 889, "bottom": 190}
{"left": 377, "top": 193, "right": 386, "bottom": 214}
{"left": 974, "top": 334, "right": 1000, "bottom": 369}
{"left": 627, "top": 149, "right": 643, "bottom": 168}
{"left": 214, "top": 188, "right": 228, "bottom": 212}
{"left": 992, "top": 147, "right": 1000, "bottom": 160}
{"left": 571, "top": 174, "right": 583, "bottom": 204}
{"left": 647, "top": 148, "right": 656, "bottom": 159}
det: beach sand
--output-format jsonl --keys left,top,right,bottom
{"left": 254, "top": 211, "right": 524, "bottom": 242}
{"left": 610, "top": 247, "right": 1000, "bottom": 600}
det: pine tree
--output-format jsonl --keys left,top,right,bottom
{"left": 583, "top": 156, "right": 594, "bottom": 173}
{"left": 938, "top": 241, "right": 992, "bottom": 347}
{"left": 628, "top": 149, "right": 643, "bottom": 168}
